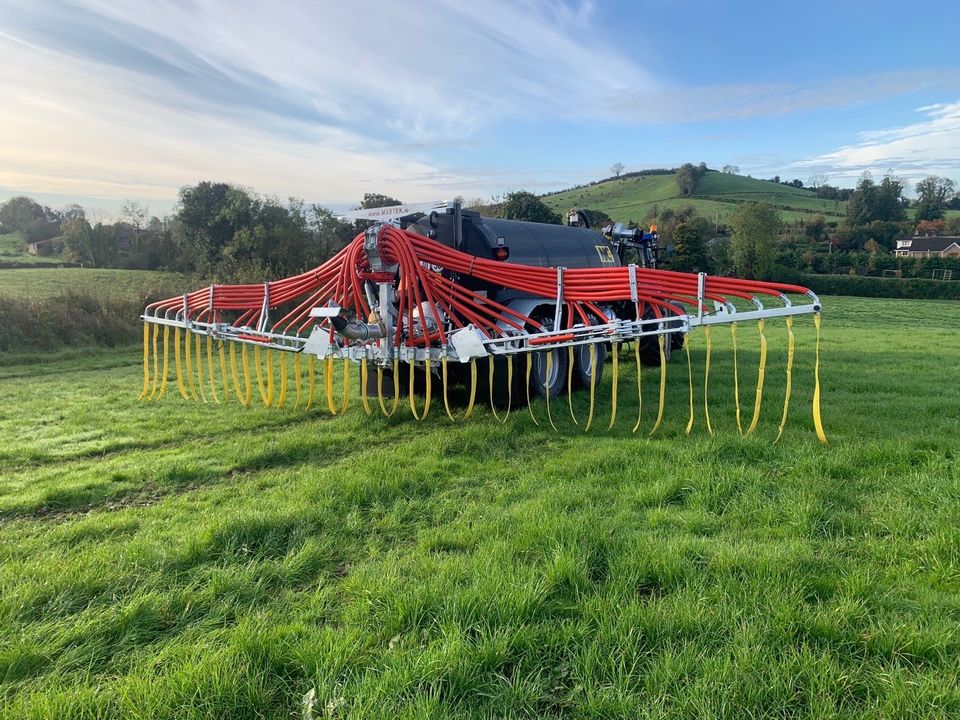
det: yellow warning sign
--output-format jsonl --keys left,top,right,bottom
{"left": 595, "top": 244, "right": 616, "bottom": 265}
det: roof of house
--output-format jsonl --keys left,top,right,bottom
{"left": 902, "top": 236, "right": 960, "bottom": 252}
{"left": 26, "top": 236, "right": 64, "bottom": 248}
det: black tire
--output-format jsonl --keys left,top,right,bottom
{"left": 571, "top": 342, "right": 607, "bottom": 388}
{"left": 525, "top": 308, "right": 568, "bottom": 401}
{"left": 527, "top": 345, "right": 567, "bottom": 400}
{"left": 637, "top": 335, "right": 671, "bottom": 366}
{"left": 670, "top": 330, "right": 685, "bottom": 352}
{"left": 637, "top": 306, "right": 674, "bottom": 366}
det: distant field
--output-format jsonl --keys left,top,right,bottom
{"left": 0, "top": 231, "right": 26, "bottom": 256}
{"left": 543, "top": 171, "right": 848, "bottom": 225}
{"left": 0, "top": 232, "right": 64, "bottom": 266}
{"left": 0, "top": 268, "right": 186, "bottom": 301}
{"left": 910, "top": 207, "right": 960, "bottom": 222}
{"left": 694, "top": 172, "right": 847, "bottom": 216}
{"left": 1, "top": 296, "right": 958, "bottom": 718}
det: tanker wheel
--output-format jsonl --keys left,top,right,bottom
{"left": 523, "top": 309, "right": 567, "bottom": 400}
{"left": 637, "top": 308, "right": 674, "bottom": 366}
{"left": 571, "top": 342, "right": 607, "bottom": 389}
{"left": 638, "top": 333, "right": 673, "bottom": 366}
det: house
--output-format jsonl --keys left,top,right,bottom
{"left": 895, "top": 236, "right": 960, "bottom": 258}
{"left": 26, "top": 236, "right": 65, "bottom": 256}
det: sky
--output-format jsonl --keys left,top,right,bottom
{"left": 1, "top": 0, "right": 959, "bottom": 218}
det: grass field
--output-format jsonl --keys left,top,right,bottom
{"left": 0, "top": 268, "right": 186, "bottom": 301}
{"left": 0, "top": 232, "right": 64, "bottom": 266}
{"left": 1, "top": 296, "right": 959, "bottom": 718}
{"left": 542, "top": 171, "right": 850, "bottom": 225}
{"left": 0, "top": 232, "right": 25, "bottom": 256}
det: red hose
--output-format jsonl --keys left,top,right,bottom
{"left": 147, "top": 227, "right": 815, "bottom": 351}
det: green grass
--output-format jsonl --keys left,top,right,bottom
{"left": 1, "top": 296, "right": 959, "bottom": 718}
{"left": 543, "top": 171, "right": 849, "bottom": 225}
{"left": 0, "top": 268, "right": 186, "bottom": 301}
{"left": 909, "top": 208, "right": 960, "bottom": 222}
{"left": 0, "top": 232, "right": 25, "bottom": 255}
{"left": 0, "top": 232, "right": 65, "bottom": 266}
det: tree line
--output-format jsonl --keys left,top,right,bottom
{"left": 0, "top": 188, "right": 411, "bottom": 277}
{"left": 585, "top": 168, "right": 960, "bottom": 282}
{"left": 0, "top": 186, "right": 572, "bottom": 278}
{"left": 2, "top": 167, "right": 956, "bottom": 284}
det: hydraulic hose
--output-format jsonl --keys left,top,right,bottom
{"left": 703, "top": 326, "right": 713, "bottom": 436}
{"left": 746, "top": 319, "right": 767, "bottom": 435}
{"left": 775, "top": 317, "right": 794, "bottom": 443}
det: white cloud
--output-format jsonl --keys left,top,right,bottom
{"left": 0, "top": 0, "right": 956, "bottom": 207}
{"left": 0, "top": 36, "right": 456, "bottom": 204}
{"left": 797, "top": 102, "right": 960, "bottom": 185}
{"left": 40, "top": 0, "right": 656, "bottom": 141}
{"left": 0, "top": 0, "right": 658, "bottom": 205}
{"left": 603, "top": 70, "right": 960, "bottom": 124}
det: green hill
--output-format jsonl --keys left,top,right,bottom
{"left": 542, "top": 170, "right": 848, "bottom": 225}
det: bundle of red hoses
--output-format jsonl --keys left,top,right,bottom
{"left": 140, "top": 226, "right": 826, "bottom": 442}
{"left": 146, "top": 226, "right": 812, "bottom": 341}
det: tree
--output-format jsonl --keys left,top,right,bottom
{"left": 808, "top": 174, "right": 827, "bottom": 190}
{"left": 120, "top": 200, "right": 149, "bottom": 232}
{"left": 173, "top": 182, "right": 314, "bottom": 276}
{"left": 580, "top": 208, "right": 613, "bottom": 229}
{"left": 710, "top": 237, "right": 732, "bottom": 275}
{"left": 63, "top": 221, "right": 117, "bottom": 266}
{"left": 610, "top": 162, "right": 625, "bottom": 178}
{"left": 722, "top": 164, "right": 740, "bottom": 175}
{"left": 347, "top": 193, "right": 405, "bottom": 233}
{"left": 805, "top": 215, "right": 828, "bottom": 243}
{"left": 845, "top": 175, "right": 875, "bottom": 226}
{"left": 498, "top": 191, "right": 561, "bottom": 224}
{"left": 729, "top": 202, "right": 780, "bottom": 279}
{"left": 0, "top": 196, "right": 44, "bottom": 233}
{"left": 359, "top": 193, "right": 402, "bottom": 209}
{"left": 62, "top": 204, "right": 86, "bottom": 224}
{"left": 915, "top": 175, "right": 955, "bottom": 221}
{"left": 133, "top": 215, "right": 176, "bottom": 270}
{"left": 312, "top": 205, "right": 356, "bottom": 262}
{"left": 0, "top": 196, "right": 60, "bottom": 241}
{"left": 671, "top": 220, "right": 709, "bottom": 272}
{"left": 876, "top": 174, "right": 907, "bottom": 222}
{"left": 846, "top": 173, "right": 906, "bottom": 226}
{"left": 174, "top": 181, "right": 238, "bottom": 268}
{"left": 60, "top": 204, "right": 88, "bottom": 244}
{"left": 645, "top": 205, "right": 711, "bottom": 272}
{"left": 945, "top": 215, "right": 960, "bottom": 236}
{"left": 463, "top": 197, "right": 489, "bottom": 211}
{"left": 816, "top": 184, "right": 842, "bottom": 200}
{"left": 220, "top": 198, "right": 312, "bottom": 276}
{"left": 676, "top": 164, "right": 696, "bottom": 195}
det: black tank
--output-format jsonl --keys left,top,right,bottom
{"left": 413, "top": 209, "right": 619, "bottom": 305}
{"left": 424, "top": 208, "right": 619, "bottom": 270}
